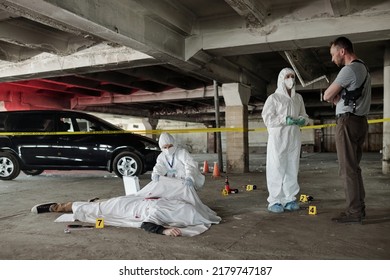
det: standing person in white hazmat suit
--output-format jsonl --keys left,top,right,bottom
{"left": 261, "top": 68, "right": 309, "bottom": 213}
{"left": 151, "top": 132, "right": 205, "bottom": 191}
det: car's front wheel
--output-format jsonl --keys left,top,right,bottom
{"left": 113, "top": 151, "right": 143, "bottom": 178}
{"left": 0, "top": 152, "right": 21, "bottom": 180}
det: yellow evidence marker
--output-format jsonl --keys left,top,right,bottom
{"left": 300, "top": 194, "right": 308, "bottom": 202}
{"left": 96, "top": 218, "right": 104, "bottom": 228}
{"left": 308, "top": 206, "right": 317, "bottom": 215}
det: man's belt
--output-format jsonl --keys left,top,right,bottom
{"left": 336, "top": 112, "right": 366, "bottom": 118}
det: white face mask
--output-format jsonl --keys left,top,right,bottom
{"left": 163, "top": 146, "right": 175, "bottom": 156}
{"left": 284, "top": 77, "right": 295, "bottom": 89}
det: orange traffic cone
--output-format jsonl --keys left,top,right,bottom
{"left": 212, "top": 162, "right": 221, "bottom": 178}
{"left": 203, "top": 160, "right": 209, "bottom": 174}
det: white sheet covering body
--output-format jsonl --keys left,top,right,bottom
{"left": 71, "top": 177, "right": 221, "bottom": 236}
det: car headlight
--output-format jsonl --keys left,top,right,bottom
{"left": 140, "top": 140, "right": 160, "bottom": 151}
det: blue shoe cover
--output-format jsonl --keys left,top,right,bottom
{"left": 284, "top": 201, "right": 300, "bottom": 211}
{"left": 268, "top": 203, "right": 284, "bottom": 213}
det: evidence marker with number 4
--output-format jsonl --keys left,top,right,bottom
{"left": 309, "top": 206, "right": 317, "bottom": 215}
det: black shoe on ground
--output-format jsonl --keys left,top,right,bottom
{"left": 331, "top": 213, "right": 362, "bottom": 224}
{"left": 31, "top": 202, "right": 56, "bottom": 214}
{"left": 331, "top": 210, "right": 366, "bottom": 221}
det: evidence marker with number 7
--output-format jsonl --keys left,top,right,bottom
{"left": 96, "top": 218, "right": 105, "bottom": 228}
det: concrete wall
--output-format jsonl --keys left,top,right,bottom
{"left": 222, "top": 119, "right": 315, "bottom": 153}
{"left": 156, "top": 119, "right": 208, "bottom": 153}
{"left": 90, "top": 112, "right": 316, "bottom": 154}
{"left": 90, "top": 112, "right": 149, "bottom": 131}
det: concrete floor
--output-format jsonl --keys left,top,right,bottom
{"left": 0, "top": 152, "right": 389, "bottom": 260}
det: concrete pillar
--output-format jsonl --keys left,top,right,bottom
{"left": 222, "top": 83, "right": 251, "bottom": 173}
{"left": 383, "top": 45, "right": 390, "bottom": 174}
{"left": 140, "top": 118, "right": 153, "bottom": 139}
{"left": 148, "top": 117, "right": 159, "bottom": 140}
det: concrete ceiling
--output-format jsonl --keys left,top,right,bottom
{"left": 0, "top": 0, "right": 389, "bottom": 125}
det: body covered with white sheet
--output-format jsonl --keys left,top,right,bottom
{"left": 71, "top": 177, "right": 221, "bottom": 236}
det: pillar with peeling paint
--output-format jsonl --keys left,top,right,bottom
{"left": 222, "top": 83, "right": 250, "bottom": 173}
{"left": 383, "top": 45, "right": 390, "bottom": 174}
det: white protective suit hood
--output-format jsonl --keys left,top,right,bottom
{"left": 159, "top": 132, "right": 177, "bottom": 155}
{"left": 275, "top": 67, "right": 296, "bottom": 98}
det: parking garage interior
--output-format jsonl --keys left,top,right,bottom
{"left": 0, "top": 0, "right": 390, "bottom": 277}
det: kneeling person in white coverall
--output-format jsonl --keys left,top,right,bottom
{"left": 151, "top": 132, "right": 205, "bottom": 191}
{"left": 261, "top": 68, "right": 309, "bottom": 213}
{"left": 31, "top": 133, "right": 220, "bottom": 236}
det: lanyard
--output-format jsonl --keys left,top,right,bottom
{"left": 165, "top": 154, "right": 175, "bottom": 168}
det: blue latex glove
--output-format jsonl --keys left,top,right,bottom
{"left": 286, "top": 116, "right": 295, "bottom": 126}
{"left": 151, "top": 173, "right": 159, "bottom": 182}
{"left": 296, "top": 117, "right": 306, "bottom": 127}
{"left": 184, "top": 177, "right": 194, "bottom": 188}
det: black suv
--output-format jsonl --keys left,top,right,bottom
{"left": 0, "top": 110, "right": 160, "bottom": 180}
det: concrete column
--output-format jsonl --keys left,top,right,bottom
{"left": 383, "top": 45, "right": 390, "bottom": 174}
{"left": 140, "top": 118, "right": 153, "bottom": 139}
{"left": 148, "top": 117, "right": 159, "bottom": 140}
{"left": 222, "top": 83, "right": 251, "bottom": 173}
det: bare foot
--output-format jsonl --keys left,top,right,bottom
{"left": 162, "top": 227, "right": 182, "bottom": 237}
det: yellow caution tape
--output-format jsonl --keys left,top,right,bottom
{"left": 0, "top": 127, "right": 251, "bottom": 136}
{"left": 0, "top": 118, "right": 389, "bottom": 136}
{"left": 367, "top": 118, "right": 390, "bottom": 124}
{"left": 301, "top": 117, "right": 390, "bottom": 130}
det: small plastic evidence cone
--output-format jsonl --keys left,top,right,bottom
{"left": 203, "top": 160, "right": 209, "bottom": 173}
{"left": 224, "top": 176, "right": 231, "bottom": 192}
{"left": 212, "top": 162, "right": 221, "bottom": 178}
